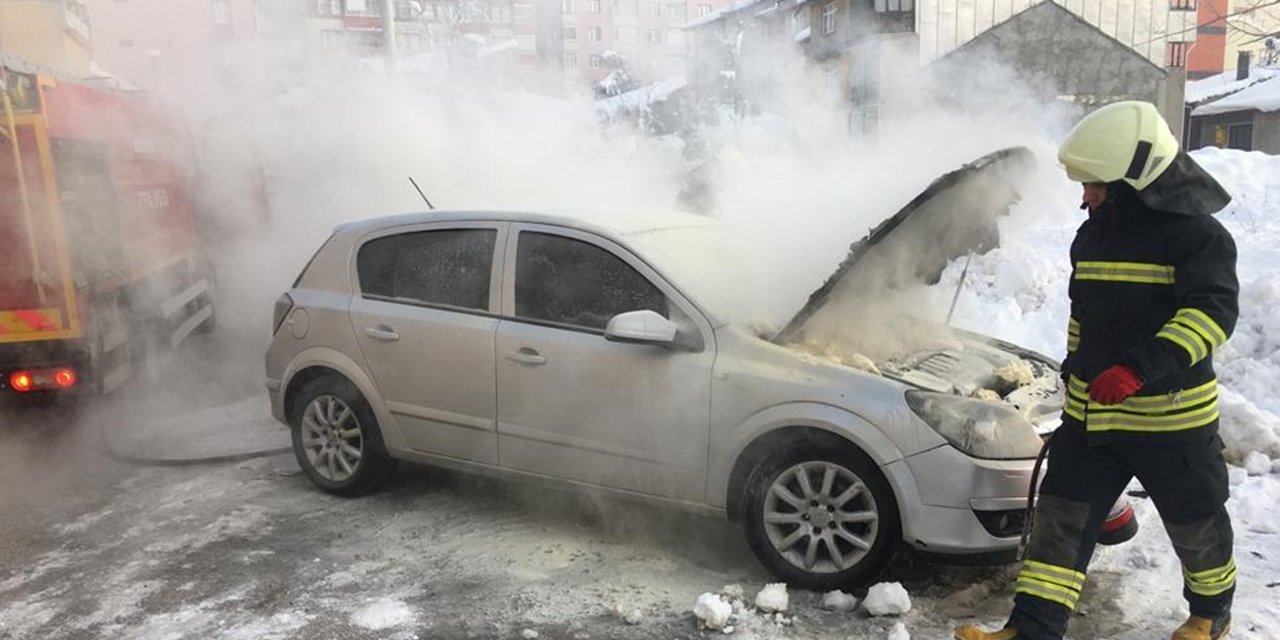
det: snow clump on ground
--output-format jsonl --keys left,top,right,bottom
{"left": 1244, "top": 451, "right": 1272, "bottom": 476}
{"left": 820, "top": 589, "right": 858, "bottom": 612}
{"left": 862, "top": 582, "right": 912, "bottom": 616}
{"left": 694, "top": 592, "right": 734, "bottom": 630}
{"left": 349, "top": 598, "right": 415, "bottom": 630}
{"left": 887, "top": 621, "right": 911, "bottom": 640}
{"left": 754, "top": 582, "right": 788, "bottom": 613}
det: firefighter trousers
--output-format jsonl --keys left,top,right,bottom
{"left": 1007, "top": 422, "right": 1235, "bottom": 640}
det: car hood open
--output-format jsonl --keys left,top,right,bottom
{"left": 772, "top": 146, "right": 1038, "bottom": 344}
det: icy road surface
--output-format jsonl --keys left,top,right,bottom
{"left": 1, "top": 332, "right": 1277, "bottom": 640}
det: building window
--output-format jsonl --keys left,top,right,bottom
{"left": 822, "top": 2, "right": 836, "bottom": 34}
{"left": 617, "top": 26, "right": 637, "bottom": 41}
{"left": 697, "top": 3, "right": 712, "bottom": 16}
{"left": 588, "top": 25, "right": 603, "bottom": 40}
{"left": 563, "top": 26, "right": 577, "bottom": 39}
{"left": 514, "top": 5, "right": 534, "bottom": 23}
{"left": 666, "top": 3, "right": 686, "bottom": 19}
{"left": 119, "top": 38, "right": 135, "bottom": 47}
{"left": 317, "top": 0, "right": 341, "bottom": 15}
{"left": 614, "top": 0, "right": 637, "bottom": 14}
{"left": 563, "top": 0, "right": 574, "bottom": 11}
{"left": 646, "top": 1, "right": 660, "bottom": 16}
{"left": 792, "top": 8, "right": 807, "bottom": 34}
{"left": 873, "top": 0, "right": 913, "bottom": 11}
{"left": 646, "top": 28, "right": 664, "bottom": 43}
{"left": 1167, "top": 41, "right": 1189, "bottom": 67}
{"left": 588, "top": 0, "right": 601, "bottom": 12}
{"left": 1227, "top": 123, "right": 1253, "bottom": 150}
{"left": 589, "top": 54, "right": 604, "bottom": 67}
{"left": 564, "top": 52, "right": 578, "bottom": 68}
{"left": 1169, "top": 0, "right": 1196, "bottom": 10}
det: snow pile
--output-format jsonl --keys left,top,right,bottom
{"left": 820, "top": 589, "right": 858, "bottom": 612}
{"left": 1244, "top": 451, "right": 1272, "bottom": 476}
{"left": 887, "top": 621, "right": 911, "bottom": 640}
{"left": 862, "top": 582, "right": 912, "bottom": 616}
{"left": 349, "top": 599, "right": 415, "bottom": 631}
{"left": 754, "top": 582, "right": 788, "bottom": 613}
{"left": 694, "top": 592, "right": 733, "bottom": 630}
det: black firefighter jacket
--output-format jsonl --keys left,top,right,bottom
{"left": 1061, "top": 152, "right": 1239, "bottom": 445}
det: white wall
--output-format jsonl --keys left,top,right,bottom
{"left": 913, "top": 0, "right": 1196, "bottom": 66}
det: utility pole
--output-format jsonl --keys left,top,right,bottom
{"left": 383, "top": 0, "right": 397, "bottom": 65}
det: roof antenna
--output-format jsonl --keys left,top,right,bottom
{"left": 409, "top": 176, "right": 435, "bottom": 210}
{"left": 945, "top": 253, "right": 974, "bottom": 325}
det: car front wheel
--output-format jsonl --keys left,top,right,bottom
{"left": 291, "top": 378, "right": 397, "bottom": 497}
{"left": 742, "top": 443, "right": 900, "bottom": 590}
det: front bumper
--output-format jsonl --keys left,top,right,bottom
{"left": 885, "top": 444, "right": 1035, "bottom": 562}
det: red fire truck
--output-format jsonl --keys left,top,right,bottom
{"left": 1, "top": 56, "right": 214, "bottom": 399}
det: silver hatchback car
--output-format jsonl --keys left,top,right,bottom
{"left": 265, "top": 148, "right": 1064, "bottom": 589}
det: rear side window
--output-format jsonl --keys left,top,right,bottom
{"left": 358, "top": 229, "right": 496, "bottom": 311}
{"left": 515, "top": 231, "right": 667, "bottom": 331}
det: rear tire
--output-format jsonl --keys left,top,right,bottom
{"left": 742, "top": 441, "right": 900, "bottom": 591}
{"left": 291, "top": 377, "right": 397, "bottom": 497}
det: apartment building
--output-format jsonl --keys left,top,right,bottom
{"left": 0, "top": 0, "right": 93, "bottom": 76}
{"left": 86, "top": 0, "right": 260, "bottom": 95}
{"left": 561, "top": 0, "right": 729, "bottom": 83}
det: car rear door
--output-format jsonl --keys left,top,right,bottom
{"left": 494, "top": 223, "right": 715, "bottom": 501}
{"left": 349, "top": 222, "right": 505, "bottom": 464}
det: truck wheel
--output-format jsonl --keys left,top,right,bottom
{"left": 291, "top": 377, "right": 397, "bottom": 497}
{"left": 742, "top": 443, "right": 900, "bottom": 591}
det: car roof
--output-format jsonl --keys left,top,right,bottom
{"left": 332, "top": 209, "right": 715, "bottom": 242}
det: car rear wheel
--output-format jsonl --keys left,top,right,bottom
{"left": 742, "top": 443, "right": 900, "bottom": 590}
{"left": 291, "top": 378, "right": 396, "bottom": 497}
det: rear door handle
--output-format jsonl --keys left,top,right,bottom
{"left": 364, "top": 326, "right": 400, "bottom": 341}
{"left": 504, "top": 348, "right": 547, "bottom": 366}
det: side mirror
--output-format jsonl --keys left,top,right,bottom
{"left": 604, "top": 310, "right": 678, "bottom": 346}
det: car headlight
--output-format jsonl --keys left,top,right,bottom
{"left": 905, "top": 390, "right": 1045, "bottom": 460}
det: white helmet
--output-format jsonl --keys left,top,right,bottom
{"left": 1058, "top": 101, "right": 1180, "bottom": 191}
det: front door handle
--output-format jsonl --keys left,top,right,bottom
{"left": 364, "top": 326, "right": 400, "bottom": 341}
{"left": 504, "top": 348, "right": 547, "bottom": 366}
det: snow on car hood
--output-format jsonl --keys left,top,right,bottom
{"left": 773, "top": 146, "right": 1037, "bottom": 343}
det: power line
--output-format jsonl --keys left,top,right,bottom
{"left": 1132, "top": 0, "right": 1280, "bottom": 48}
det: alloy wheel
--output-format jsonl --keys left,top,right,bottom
{"left": 300, "top": 394, "right": 364, "bottom": 482}
{"left": 762, "top": 461, "right": 880, "bottom": 574}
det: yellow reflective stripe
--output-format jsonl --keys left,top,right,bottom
{"left": 1184, "top": 558, "right": 1237, "bottom": 596}
{"left": 1087, "top": 404, "right": 1220, "bottom": 433}
{"left": 1174, "top": 308, "right": 1228, "bottom": 347}
{"left": 1015, "top": 578, "right": 1080, "bottom": 610}
{"left": 1157, "top": 323, "right": 1209, "bottom": 364}
{"left": 1075, "top": 261, "right": 1176, "bottom": 285}
{"left": 1023, "top": 560, "right": 1086, "bottom": 584}
{"left": 1064, "top": 396, "right": 1086, "bottom": 421}
{"left": 1119, "top": 379, "right": 1217, "bottom": 410}
{"left": 1021, "top": 561, "right": 1086, "bottom": 590}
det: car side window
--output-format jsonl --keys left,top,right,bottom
{"left": 515, "top": 231, "right": 667, "bottom": 331}
{"left": 357, "top": 229, "right": 496, "bottom": 311}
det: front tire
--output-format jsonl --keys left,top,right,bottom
{"left": 291, "top": 378, "right": 397, "bottom": 497}
{"left": 742, "top": 442, "right": 900, "bottom": 590}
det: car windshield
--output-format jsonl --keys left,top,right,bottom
{"left": 625, "top": 223, "right": 819, "bottom": 329}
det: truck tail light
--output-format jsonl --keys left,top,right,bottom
{"left": 9, "top": 371, "right": 33, "bottom": 392}
{"left": 6, "top": 367, "right": 78, "bottom": 392}
{"left": 53, "top": 368, "right": 77, "bottom": 389}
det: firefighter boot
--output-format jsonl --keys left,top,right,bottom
{"left": 1171, "top": 613, "right": 1231, "bottom": 640}
{"left": 954, "top": 624, "right": 1023, "bottom": 640}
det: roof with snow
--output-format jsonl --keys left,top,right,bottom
{"left": 1192, "top": 75, "right": 1280, "bottom": 117}
{"left": 1186, "top": 67, "right": 1280, "bottom": 106}
{"left": 595, "top": 76, "right": 688, "bottom": 117}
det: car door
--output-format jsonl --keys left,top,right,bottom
{"left": 494, "top": 224, "right": 716, "bottom": 502}
{"left": 349, "top": 222, "right": 505, "bottom": 464}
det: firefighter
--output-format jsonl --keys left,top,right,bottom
{"left": 956, "top": 101, "right": 1239, "bottom": 640}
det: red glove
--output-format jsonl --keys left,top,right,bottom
{"left": 1089, "top": 365, "right": 1143, "bottom": 405}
